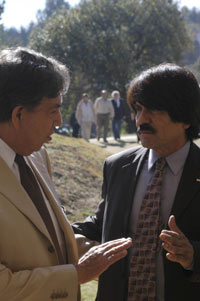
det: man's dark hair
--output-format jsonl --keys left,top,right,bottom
{"left": 127, "top": 63, "right": 200, "bottom": 140}
{"left": 0, "top": 47, "right": 70, "bottom": 122}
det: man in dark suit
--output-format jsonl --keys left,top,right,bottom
{"left": 111, "top": 90, "right": 126, "bottom": 140}
{"left": 73, "top": 63, "right": 200, "bottom": 300}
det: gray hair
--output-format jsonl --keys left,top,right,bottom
{"left": 112, "top": 90, "right": 120, "bottom": 98}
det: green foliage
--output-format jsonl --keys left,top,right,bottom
{"left": 0, "top": 0, "right": 5, "bottom": 45}
{"left": 29, "top": 0, "right": 190, "bottom": 116}
{"left": 182, "top": 6, "right": 200, "bottom": 24}
{"left": 0, "top": 26, "right": 26, "bottom": 47}
{"left": 36, "top": 0, "right": 70, "bottom": 25}
{"left": 187, "top": 58, "right": 200, "bottom": 82}
{"left": 0, "top": 0, "right": 35, "bottom": 48}
{"left": 181, "top": 7, "right": 200, "bottom": 65}
{"left": 0, "top": 0, "right": 4, "bottom": 19}
{"left": 0, "top": 22, "right": 34, "bottom": 49}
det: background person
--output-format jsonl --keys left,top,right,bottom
{"left": 70, "top": 111, "right": 80, "bottom": 138}
{"left": 111, "top": 90, "right": 126, "bottom": 140}
{"left": 0, "top": 47, "right": 132, "bottom": 301}
{"left": 94, "top": 90, "right": 114, "bottom": 143}
{"left": 73, "top": 63, "right": 200, "bottom": 301}
{"left": 75, "top": 93, "right": 95, "bottom": 142}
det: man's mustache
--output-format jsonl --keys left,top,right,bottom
{"left": 137, "top": 123, "right": 156, "bottom": 134}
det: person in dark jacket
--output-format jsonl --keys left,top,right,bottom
{"left": 70, "top": 112, "right": 80, "bottom": 138}
{"left": 111, "top": 90, "right": 126, "bottom": 140}
{"left": 72, "top": 63, "right": 200, "bottom": 301}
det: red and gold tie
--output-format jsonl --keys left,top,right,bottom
{"left": 128, "top": 157, "right": 166, "bottom": 301}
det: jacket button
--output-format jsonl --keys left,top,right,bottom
{"left": 50, "top": 291, "right": 68, "bottom": 299}
{"left": 48, "top": 246, "right": 55, "bottom": 253}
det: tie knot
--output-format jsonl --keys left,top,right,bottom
{"left": 155, "top": 157, "right": 166, "bottom": 171}
{"left": 15, "top": 154, "right": 26, "bottom": 166}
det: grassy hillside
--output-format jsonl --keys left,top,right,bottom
{"left": 45, "top": 134, "right": 111, "bottom": 300}
{"left": 46, "top": 135, "right": 200, "bottom": 300}
{"left": 45, "top": 134, "right": 110, "bottom": 223}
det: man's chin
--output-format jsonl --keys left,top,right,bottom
{"left": 139, "top": 136, "right": 154, "bottom": 149}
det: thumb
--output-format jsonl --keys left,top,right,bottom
{"left": 168, "top": 215, "right": 182, "bottom": 234}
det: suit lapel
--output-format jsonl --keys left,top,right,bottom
{"left": 28, "top": 155, "right": 79, "bottom": 263}
{"left": 0, "top": 156, "right": 50, "bottom": 240}
{"left": 171, "top": 143, "right": 200, "bottom": 219}
{"left": 120, "top": 147, "right": 148, "bottom": 228}
{"left": 121, "top": 147, "right": 148, "bottom": 188}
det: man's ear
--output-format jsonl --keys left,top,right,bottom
{"left": 12, "top": 106, "right": 24, "bottom": 128}
{"left": 184, "top": 123, "right": 190, "bottom": 130}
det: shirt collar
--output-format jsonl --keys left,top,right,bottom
{"left": 0, "top": 138, "right": 16, "bottom": 170}
{"left": 148, "top": 140, "right": 190, "bottom": 175}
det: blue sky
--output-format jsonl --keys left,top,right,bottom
{"left": 1, "top": 0, "right": 200, "bottom": 30}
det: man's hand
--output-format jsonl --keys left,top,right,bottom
{"left": 75, "top": 237, "right": 132, "bottom": 284}
{"left": 159, "top": 215, "right": 194, "bottom": 268}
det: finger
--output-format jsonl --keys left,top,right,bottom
{"left": 168, "top": 215, "right": 182, "bottom": 235}
{"left": 160, "top": 230, "right": 181, "bottom": 239}
{"left": 86, "top": 238, "right": 132, "bottom": 259}
{"left": 104, "top": 239, "right": 132, "bottom": 257}
{"left": 104, "top": 249, "right": 128, "bottom": 265}
{"left": 160, "top": 232, "right": 183, "bottom": 246}
{"left": 100, "top": 237, "right": 132, "bottom": 253}
{"left": 165, "top": 252, "right": 184, "bottom": 263}
{"left": 162, "top": 241, "right": 185, "bottom": 255}
{"left": 102, "top": 237, "right": 132, "bottom": 247}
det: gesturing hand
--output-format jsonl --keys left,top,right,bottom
{"left": 75, "top": 237, "right": 132, "bottom": 284}
{"left": 159, "top": 215, "right": 194, "bottom": 269}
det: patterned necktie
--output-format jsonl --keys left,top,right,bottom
{"left": 15, "top": 154, "right": 64, "bottom": 264}
{"left": 128, "top": 157, "right": 166, "bottom": 301}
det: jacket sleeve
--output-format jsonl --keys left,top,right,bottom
{"left": 75, "top": 102, "right": 81, "bottom": 125}
{"left": 0, "top": 263, "right": 78, "bottom": 301}
{"left": 94, "top": 98, "right": 99, "bottom": 114}
{"left": 187, "top": 241, "right": 200, "bottom": 283}
{"left": 109, "top": 100, "right": 115, "bottom": 118}
{"left": 72, "top": 161, "right": 108, "bottom": 243}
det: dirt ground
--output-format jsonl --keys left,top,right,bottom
{"left": 90, "top": 135, "right": 140, "bottom": 154}
{"left": 90, "top": 135, "right": 200, "bottom": 154}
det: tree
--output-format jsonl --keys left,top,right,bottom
{"left": 0, "top": 0, "right": 4, "bottom": 19}
{"left": 181, "top": 7, "right": 200, "bottom": 65}
{"left": 36, "top": 0, "right": 70, "bottom": 24}
{"left": 0, "top": 22, "right": 34, "bottom": 49}
{"left": 29, "top": 0, "right": 191, "bottom": 119}
{"left": 0, "top": 0, "right": 5, "bottom": 45}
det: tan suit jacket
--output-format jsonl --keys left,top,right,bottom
{"left": 0, "top": 147, "right": 80, "bottom": 301}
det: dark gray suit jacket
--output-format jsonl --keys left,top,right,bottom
{"left": 73, "top": 142, "right": 200, "bottom": 301}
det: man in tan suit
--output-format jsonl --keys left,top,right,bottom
{"left": 0, "top": 47, "right": 132, "bottom": 301}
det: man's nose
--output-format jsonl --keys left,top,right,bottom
{"left": 55, "top": 110, "right": 62, "bottom": 127}
{"left": 135, "top": 109, "right": 149, "bottom": 127}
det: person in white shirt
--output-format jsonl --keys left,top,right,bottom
{"left": 76, "top": 93, "right": 95, "bottom": 141}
